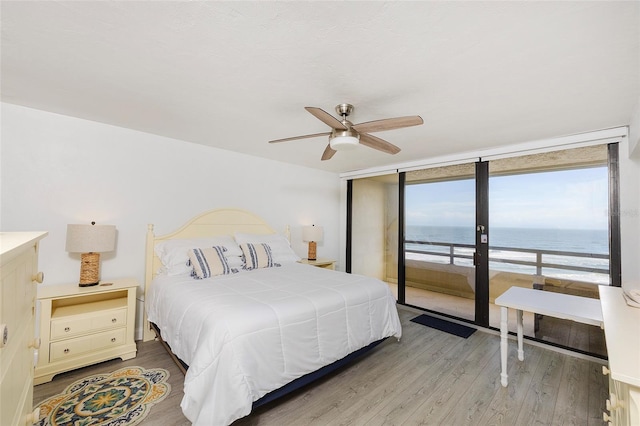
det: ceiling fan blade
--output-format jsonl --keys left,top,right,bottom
{"left": 352, "top": 115, "right": 423, "bottom": 133}
{"left": 321, "top": 144, "right": 337, "bottom": 161}
{"left": 268, "top": 132, "right": 331, "bottom": 143}
{"left": 359, "top": 133, "right": 401, "bottom": 155}
{"left": 305, "top": 107, "right": 347, "bottom": 130}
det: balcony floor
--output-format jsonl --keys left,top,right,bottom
{"left": 386, "top": 282, "right": 607, "bottom": 358}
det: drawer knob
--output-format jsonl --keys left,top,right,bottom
{"left": 602, "top": 366, "right": 610, "bottom": 376}
{"left": 25, "top": 406, "right": 40, "bottom": 424}
{"left": 32, "top": 271, "right": 45, "bottom": 284}
{"left": 111, "top": 318, "right": 117, "bottom": 323}
{"left": 610, "top": 393, "right": 624, "bottom": 409}
{"left": 111, "top": 338, "right": 116, "bottom": 343}
{"left": 64, "top": 348, "right": 70, "bottom": 354}
{"left": 603, "top": 412, "right": 611, "bottom": 422}
{"left": 64, "top": 327, "right": 70, "bottom": 332}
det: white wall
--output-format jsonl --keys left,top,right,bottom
{"left": 622, "top": 97, "right": 640, "bottom": 291}
{"left": 629, "top": 97, "right": 640, "bottom": 156}
{"left": 1, "top": 103, "right": 342, "bottom": 336}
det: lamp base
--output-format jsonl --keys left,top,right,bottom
{"left": 307, "top": 241, "right": 317, "bottom": 261}
{"left": 79, "top": 252, "right": 101, "bottom": 287}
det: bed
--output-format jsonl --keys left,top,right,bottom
{"left": 143, "top": 208, "right": 402, "bottom": 425}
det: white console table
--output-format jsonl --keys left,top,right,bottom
{"left": 494, "top": 286, "right": 603, "bottom": 387}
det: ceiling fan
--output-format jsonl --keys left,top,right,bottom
{"left": 268, "top": 103, "right": 423, "bottom": 161}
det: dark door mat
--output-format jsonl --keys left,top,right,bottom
{"left": 410, "top": 314, "right": 476, "bottom": 338}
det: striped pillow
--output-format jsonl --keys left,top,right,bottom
{"left": 188, "top": 246, "right": 237, "bottom": 279}
{"left": 240, "top": 243, "right": 281, "bottom": 270}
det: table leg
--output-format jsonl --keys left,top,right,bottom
{"left": 517, "top": 309, "right": 524, "bottom": 361}
{"left": 500, "top": 306, "right": 508, "bottom": 387}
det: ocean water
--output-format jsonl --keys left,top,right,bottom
{"left": 405, "top": 225, "right": 609, "bottom": 284}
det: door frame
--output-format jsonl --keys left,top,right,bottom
{"left": 475, "top": 161, "right": 490, "bottom": 327}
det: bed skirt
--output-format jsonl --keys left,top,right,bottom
{"left": 149, "top": 322, "right": 386, "bottom": 409}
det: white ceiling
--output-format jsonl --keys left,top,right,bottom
{"left": 2, "top": 1, "right": 639, "bottom": 174}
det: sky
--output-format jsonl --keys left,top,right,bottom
{"left": 405, "top": 166, "right": 609, "bottom": 230}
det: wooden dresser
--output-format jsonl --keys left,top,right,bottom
{"left": 600, "top": 286, "right": 640, "bottom": 426}
{"left": 0, "top": 232, "right": 47, "bottom": 426}
{"left": 35, "top": 278, "right": 137, "bottom": 384}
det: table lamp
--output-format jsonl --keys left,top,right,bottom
{"left": 302, "top": 225, "right": 323, "bottom": 261}
{"left": 66, "top": 222, "right": 116, "bottom": 287}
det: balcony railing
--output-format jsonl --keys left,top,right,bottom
{"left": 405, "top": 240, "right": 609, "bottom": 283}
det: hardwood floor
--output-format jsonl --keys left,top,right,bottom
{"left": 33, "top": 336, "right": 191, "bottom": 426}
{"left": 390, "top": 283, "right": 607, "bottom": 358}
{"left": 34, "top": 306, "right": 609, "bottom": 425}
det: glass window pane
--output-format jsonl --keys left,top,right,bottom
{"left": 488, "top": 145, "right": 608, "bottom": 357}
{"left": 351, "top": 175, "right": 399, "bottom": 296}
{"left": 404, "top": 163, "right": 476, "bottom": 321}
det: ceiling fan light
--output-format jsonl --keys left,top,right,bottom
{"left": 329, "top": 135, "right": 359, "bottom": 151}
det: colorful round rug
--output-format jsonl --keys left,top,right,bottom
{"left": 36, "top": 366, "right": 171, "bottom": 426}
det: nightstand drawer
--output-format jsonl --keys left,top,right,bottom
{"left": 50, "top": 328, "right": 126, "bottom": 362}
{"left": 36, "top": 278, "right": 138, "bottom": 384}
{"left": 50, "top": 308, "right": 127, "bottom": 339}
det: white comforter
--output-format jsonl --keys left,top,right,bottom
{"left": 146, "top": 262, "right": 402, "bottom": 425}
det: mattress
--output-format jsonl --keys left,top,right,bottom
{"left": 146, "top": 262, "right": 402, "bottom": 425}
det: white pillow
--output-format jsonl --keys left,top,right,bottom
{"left": 234, "top": 233, "right": 300, "bottom": 263}
{"left": 188, "top": 246, "right": 239, "bottom": 279}
{"left": 239, "top": 243, "right": 280, "bottom": 270}
{"left": 155, "top": 236, "right": 242, "bottom": 275}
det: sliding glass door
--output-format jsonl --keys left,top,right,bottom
{"left": 347, "top": 143, "right": 619, "bottom": 357}
{"left": 349, "top": 175, "right": 399, "bottom": 292}
{"left": 403, "top": 164, "right": 477, "bottom": 321}
{"left": 487, "top": 145, "right": 611, "bottom": 357}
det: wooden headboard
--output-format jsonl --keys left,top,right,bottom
{"left": 143, "top": 208, "right": 282, "bottom": 341}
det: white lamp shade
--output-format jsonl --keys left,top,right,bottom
{"left": 66, "top": 224, "right": 116, "bottom": 253}
{"left": 329, "top": 135, "right": 359, "bottom": 151}
{"left": 302, "top": 225, "right": 323, "bottom": 242}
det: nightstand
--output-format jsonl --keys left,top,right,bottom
{"left": 298, "top": 258, "right": 336, "bottom": 270}
{"left": 35, "top": 278, "right": 138, "bottom": 385}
